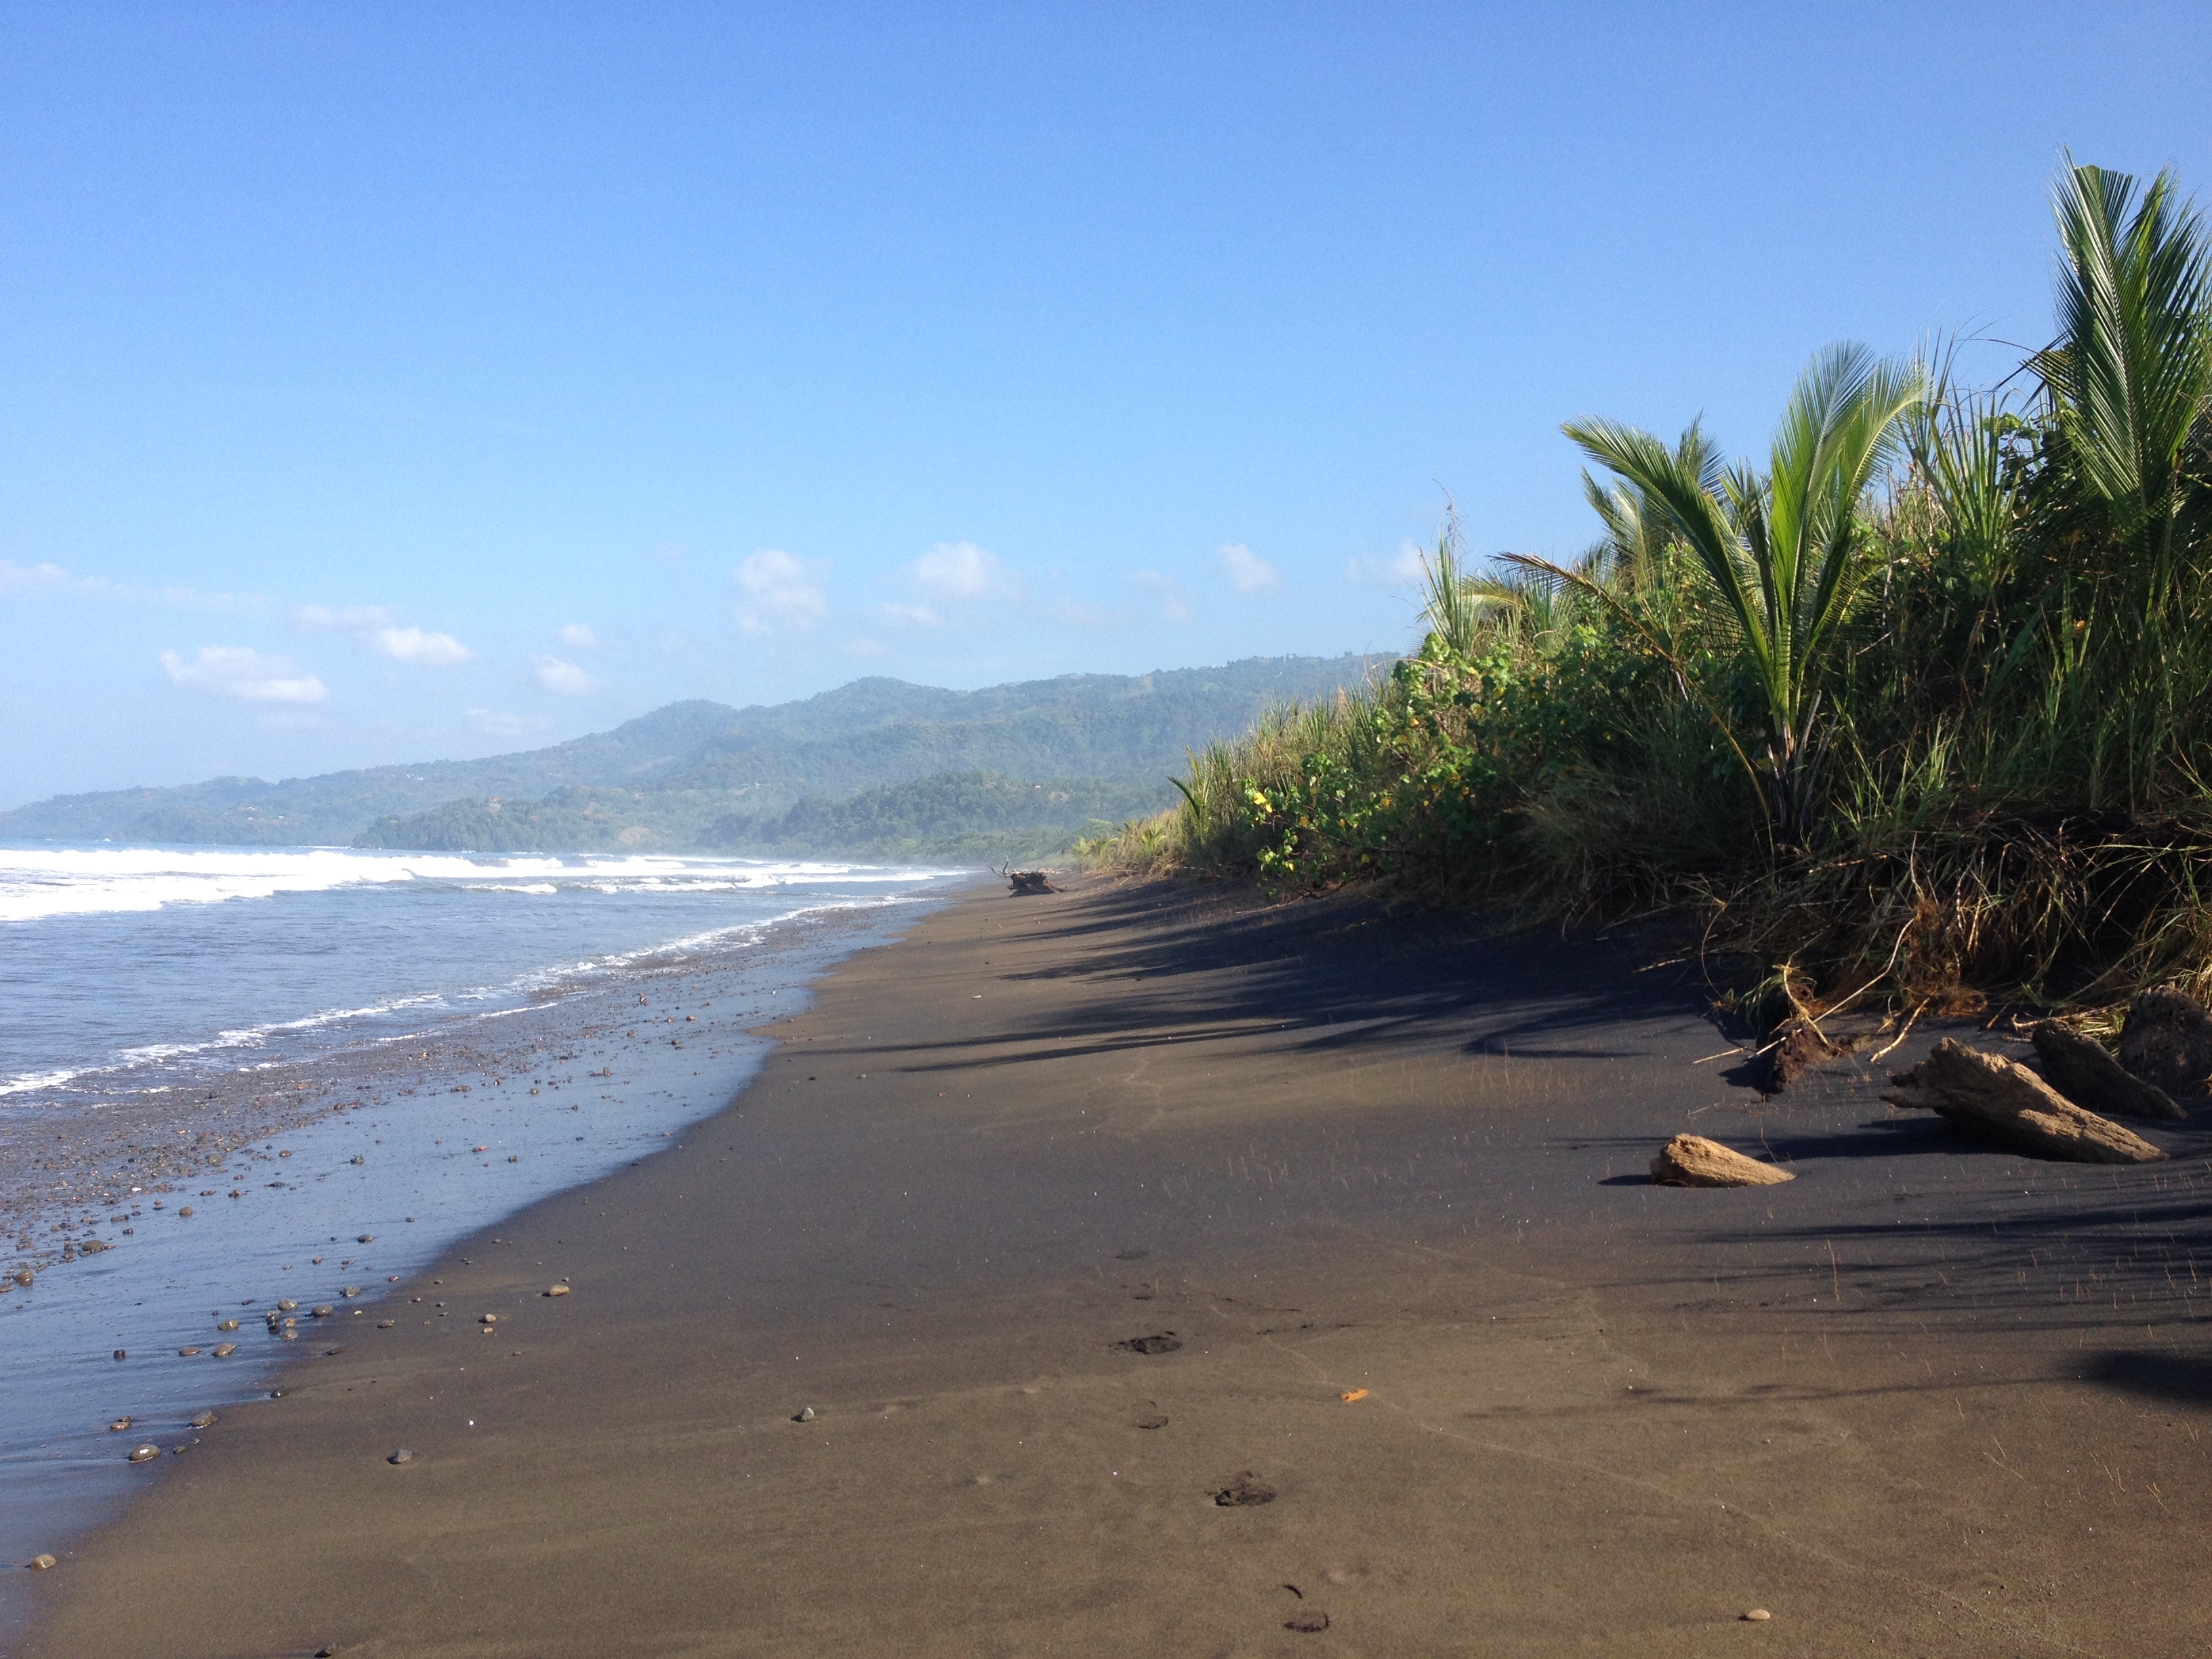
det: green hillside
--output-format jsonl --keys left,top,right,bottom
{"left": 3, "top": 655, "right": 1389, "bottom": 855}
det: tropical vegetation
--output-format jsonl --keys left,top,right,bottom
{"left": 1083, "top": 159, "right": 2212, "bottom": 1018}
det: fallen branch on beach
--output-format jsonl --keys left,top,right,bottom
{"left": 2030, "top": 1022, "right": 2185, "bottom": 1120}
{"left": 1000, "top": 866, "right": 1059, "bottom": 895}
{"left": 1883, "top": 1038, "right": 2169, "bottom": 1163}
{"left": 1649, "top": 1133, "right": 1795, "bottom": 1187}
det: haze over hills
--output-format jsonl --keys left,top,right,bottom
{"left": 0, "top": 655, "right": 1390, "bottom": 860}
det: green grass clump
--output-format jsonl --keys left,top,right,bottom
{"left": 1084, "top": 157, "right": 2212, "bottom": 1017}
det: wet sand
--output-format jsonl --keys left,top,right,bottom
{"left": 16, "top": 876, "right": 2212, "bottom": 1656}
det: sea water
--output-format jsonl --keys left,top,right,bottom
{"left": 0, "top": 840, "right": 968, "bottom": 1612}
{"left": 0, "top": 842, "right": 952, "bottom": 1101}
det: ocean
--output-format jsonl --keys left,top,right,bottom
{"left": 0, "top": 840, "right": 968, "bottom": 1608}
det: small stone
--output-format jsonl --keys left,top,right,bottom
{"left": 192, "top": 1410, "right": 216, "bottom": 1429}
{"left": 316, "top": 1646, "right": 339, "bottom": 1657}
{"left": 388, "top": 1448, "right": 413, "bottom": 1465}
{"left": 1117, "top": 1332, "right": 1182, "bottom": 1355}
{"left": 545, "top": 1284, "right": 570, "bottom": 1296}
{"left": 113, "top": 1349, "right": 126, "bottom": 1361}
{"left": 358, "top": 1234, "right": 373, "bottom": 1243}
{"left": 351, "top": 1155, "right": 365, "bottom": 1164}
{"left": 127, "top": 1445, "right": 159, "bottom": 1463}
{"left": 213, "top": 1344, "right": 237, "bottom": 1357}
{"left": 378, "top": 1319, "right": 396, "bottom": 1328}
{"left": 217, "top": 1319, "right": 239, "bottom": 1331}
{"left": 1213, "top": 1471, "right": 1275, "bottom": 1506}
{"left": 108, "top": 1417, "right": 131, "bottom": 1433}
{"left": 29, "top": 1554, "right": 57, "bottom": 1571}
{"left": 480, "top": 1313, "right": 498, "bottom": 1324}
{"left": 1742, "top": 1609, "right": 1772, "bottom": 1621}
{"left": 312, "top": 1305, "right": 334, "bottom": 1317}
{"left": 794, "top": 1406, "right": 817, "bottom": 1422}
{"left": 1134, "top": 1415, "right": 1169, "bottom": 1430}
{"left": 278, "top": 1298, "right": 298, "bottom": 1311}
{"left": 473, "top": 1145, "right": 489, "bottom": 1153}
{"left": 12, "top": 1271, "right": 31, "bottom": 1286}
{"left": 178, "top": 1347, "right": 201, "bottom": 1357}
{"left": 1284, "top": 1609, "right": 1330, "bottom": 1633}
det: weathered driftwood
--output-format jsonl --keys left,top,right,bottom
{"left": 1650, "top": 1133, "right": 1795, "bottom": 1187}
{"left": 1884, "top": 1038, "right": 2167, "bottom": 1163}
{"left": 1006, "top": 869, "right": 1059, "bottom": 895}
{"left": 2116, "top": 987, "right": 2212, "bottom": 1097}
{"left": 2030, "top": 1022, "right": 2185, "bottom": 1120}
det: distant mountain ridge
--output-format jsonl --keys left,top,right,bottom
{"left": 1, "top": 655, "right": 1390, "bottom": 855}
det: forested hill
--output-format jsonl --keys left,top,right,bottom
{"left": 1, "top": 654, "right": 1389, "bottom": 854}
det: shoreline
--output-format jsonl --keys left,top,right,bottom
{"left": 16, "top": 874, "right": 2212, "bottom": 1655}
{"left": 0, "top": 886, "right": 967, "bottom": 1613}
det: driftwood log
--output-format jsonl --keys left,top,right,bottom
{"left": 1005, "top": 869, "right": 1059, "bottom": 895}
{"left": 2030, "top": 1022, "right": 2186, "bottom": 1120}
{"left": 1650, "top": 1134, "right": 1795, "bottom": 1187}
{"left": 2116, "top": 987, "right": 2212, "bottom": 1097}
{"left": 1884, "top": 1038, "right": 2168, "bottom": 1163}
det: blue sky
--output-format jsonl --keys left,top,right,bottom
{"left": 3, "top": 3, "right": 2209, "bottom": 806}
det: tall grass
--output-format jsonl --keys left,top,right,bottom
{"left": 1083, "top": 158, "right": 2212, "bottom": 1015}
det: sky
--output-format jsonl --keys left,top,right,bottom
{"left": 3, "top": 3, "right": 2209, "bottom": 808}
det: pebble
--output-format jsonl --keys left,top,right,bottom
{"left": 112, "top": 1349, "right": 126, "bottom": 1361}
{"left": 178, "top": 1206, "right": 193, "bottom": 1217}
{"left": 213, "top": 1344, "right": 237, "bottom": 1357}
{"left": 388, "top": 1448, "right": 413, "bottom": 1465}
{"left": 178, "top": 1347, "right": 201, "bottom": 1357}
{"left": 351, "top": 1155, "right": 365, "bottom": 1164}
{"left": 108, "top": 1418, "right": 131, "bottom": 1433}
{"left": 377, "top": 1320, "right": 396, "bottom": 1329}
{"left": 11, "top": 1271, "right": 31, "bottom": 1286}
{"left": 127, "top": 1445, "right": 159, "bottom": 1464}
{"left": 312, "top": 1305, "right": 334, "bottom": 1317}
{"left": 217, "top": 1319, "right": 239, "bottom": 1332}
{"left": 472, "top": 1145, "right": 489, "bottom": 1153}
{"left": 544, "top": 1284, "right": 570, "bottom": 1296}
{"left": 192, "top": 1411, "right": 216, "bottom": 1429}
{"left": 358, "top": 1234, "right": 373, "bottom": 1243}
{"left": 341, "top": 1286, "right": 361, "bottom": 1298}
{"left": 480, "top": 1313, "right": 499, "bottom": 1324}
{"left": 1742, "top": 1610, "right": 1772, "bottom": 1622}
{"left": 794, "top": 1406, "right": 817, "bottom": 1422}
{"left": 29, "top": 1554, "right": 57, "bottom": 1571}
{"left": 278, "top": 1299, "right": 298, "bottom": 1311}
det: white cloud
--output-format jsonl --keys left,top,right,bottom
{"left": 913, "top": 541, "right": 1000, "bottom": 599}
{"left": 3, "top": 559, "right": 266, "bottom": 613}
{"left": 882, "top": 601, "right": 942, "bottom": 629}
{"left": 1216, "top": 543, "right": 1280, "bottom": 593}
{"left": 1347, "top": 540, "right": 1430, "bottom": 586}
{"left": 467, "top": 708, "right": 539, "bottom": 737}
{"left": 292, "top": 602, "right": 394, "bottom": 631}
{"left": 367, "top": 626, "right": 472, "bottom": 666}
{"left": 532, "top": 655, "right": 596, "bottom": 695}
{"left": 842, "top": 636, "right": 889, "bottom": 658}
{"left": 557, "top": 623, "right": 599, "bottom": 650}
{"left": 296, "top": 602, "right": 472, "bottom": 665}
{"left": 734, "top": 549, "right": 827, "bottom": 635}
{"left": 1133, "top": 571, "right": 1193, "bottom": 624}
{"left": 159, "top": 645, "right": 327, "bottom": 703}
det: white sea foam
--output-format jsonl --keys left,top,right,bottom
{"left": 0, "top": 844, "right": 939, "bottom": 924}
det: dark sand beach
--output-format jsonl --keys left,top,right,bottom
{"left": 17, "top": 877, "right": 2212, "bottom": 1656}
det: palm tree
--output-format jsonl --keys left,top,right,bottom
{"left": 1511, "top": 344, "right": 1925, "bottom": 845}
{"left": 2037, "top": 158, "right": 2212, "bottom": 570}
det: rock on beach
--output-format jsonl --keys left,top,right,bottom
{"left": 1649, "top": 1134, "right": 1794, "bottom": 1187}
